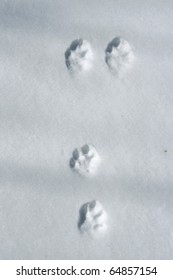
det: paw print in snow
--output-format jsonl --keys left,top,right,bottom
{"left": 105, "top": 37, "right": 134, "bottom": 74}
{"left": 65, "top": 39, "right": 94, "bottom": 73}
{"left": 69, "top": 144, "right": 100, "bottom": 176}
{"left": 78, "top": 200, "right": 108, "bottom": 236}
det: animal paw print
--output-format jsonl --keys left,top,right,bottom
{"left": 78, "top": 200, "right": 107, "bottom": 235}
{"left": 65, "top": 39, "right": 94, "bottom": 73}
{"left": 69, "top": 144, "right": 100, "bottom": 177}
{"left": 105, "top": 37, "right": 134, "bottom": 74}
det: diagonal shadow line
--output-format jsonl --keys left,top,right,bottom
{"left": 0, "top": 159, "right": 77, "bottom": 194}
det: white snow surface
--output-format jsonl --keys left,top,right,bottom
{"left": 0, "top": 0, "right": 173, "bottom": 259}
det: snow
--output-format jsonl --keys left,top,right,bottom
{"left": 0, "top": 0, "right": 173, "bottom": 259}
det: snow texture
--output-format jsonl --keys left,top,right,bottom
{"left": 105, "top": 37, "right": 134, "bottom": 74}
{"left": 69, "top": 144, "right": 100, "bottom": 176}
{"left": 78, "top": 200, "right": 107, "bottom": 236}
{"left": 65, "top": 39, "right": 94, "bottom": 73}
{"left": 0, "top": 0, "right": 173, "bottom": 260}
